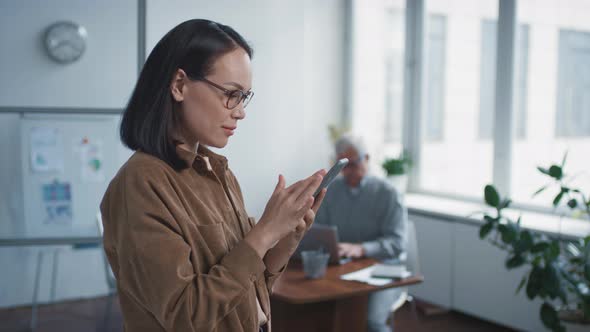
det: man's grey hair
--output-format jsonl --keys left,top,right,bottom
{"left": 335, "top": 134, "right": 367, "bottom": 158}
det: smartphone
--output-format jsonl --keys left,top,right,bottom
{"left": 313, "top": 158, "right": 349, "bottom": 198}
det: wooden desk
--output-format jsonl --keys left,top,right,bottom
{"left": 271, "top": 258, "right": 423, "bottom": 332}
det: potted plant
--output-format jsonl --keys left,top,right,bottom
{"left": 382, "top": 150, "right": 412, "bottom": 194}
{"left": 479, "top": 153, "right": 590, "bottom": 332}
{"left": 327, "top": 124, "right": 350, "bottom": 144}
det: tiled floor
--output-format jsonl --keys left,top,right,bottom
{"left": 0, "top": 296, "right": 516, "bottom": 332}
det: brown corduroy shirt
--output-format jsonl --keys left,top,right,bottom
{"left": 100, "top": 145, "right": 282, "bottom": 332}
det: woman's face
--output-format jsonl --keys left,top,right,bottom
{"left": 172, "top": 47, "right": 252, "bottom": 149}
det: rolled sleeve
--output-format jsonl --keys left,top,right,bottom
{"left": 220, "top": 240, "right": 267, "bottom": 284}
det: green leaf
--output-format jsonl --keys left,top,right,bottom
{"left": 506, "top": 255, "right": 526, "bottom": 269}
{"left": 531, "top": 242, "right": 550, "bottom": 253}
{"left": 514, "top": 230, "right": 534, "bottom": 253}
{"left": 585, "top": 241, "right": 590, "bottom": 282}
{"left": 553, "top": 190, "right": 565, "bottom": 207}
{"left": 499, "top": 199, "right": 512, "bottom": 209}
{"left": 484, "top": 185, "right": 500, "bottom": 208}
{"left": 516, "top": 275, "right": 527, "bottom": 294}
{"left": 582, "top": 295, "right": 590, "bottom": 320}
{"left": 544, "top": 263, "right": 567, "bottom": 303}
{"left": 549, "top": 165, "right": 563, "bottom": 180}
{"left": 540, "top": 303, "right": 565, "bottom": 332}
{"left": 540, "top": 303, "right": 557, "bottom": 328}
{"left": 545, "top": 241, "right": 561, "bottom": 262}
{"left": 499, "top": 223, "right": 517, "bottom": 244}
{"left": 561, "top": 151, "right": 568, "bottom": 168}
{"left": 533, "top": 185, "right": 548, "bottom": 197}
{"left": 479, "top": 221, "right": 494, "bottom": 239}
{"left": 483, "top": 215, "right": 498, "bottom": 223}
{"left": 538, "top": 166, "right": 551, "bottom": 176}
{"left": 567, "top": 198, "right": 578, "bottom": 209}
{"left": 550, "top": 241, "right": 561, "bottom": 257}
{"left": 526, "top": 266, "right": 543, "bottom": 299}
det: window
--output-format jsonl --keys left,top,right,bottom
{"left": 479, "top": 21, "right": 529, "bottom": 140}
{"left": 385, "top": 13, "right": 445, "bottom": 143}
{"left": 350, "top": 0, "right": 406, "bottom": 165}
{"left": 356, "top": 0, "right": 590, "bottom": 208}
{"left": 384, "top": 8, "right": 406, "bottom": 144}
{"left": 418, "top": 0, "right": 498, "bottom": 198}
{"left": 556, "top": 30, "right": 590, "bottom": 137}
{"left": 425, "top": 15, "right": 447, "bottom": 141}
{"left": 511, "top": 0, "right": 590, "bottom": 206}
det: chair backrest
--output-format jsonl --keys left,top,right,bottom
{"left": 405, "top": 219, "right": 420, "bottom": 275}
{"left": 96, "top": 212, "right": 117, "bottom": 290}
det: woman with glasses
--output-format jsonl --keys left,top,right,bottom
{"left": 100, "top": 19, "right": 327, "bottom": 332}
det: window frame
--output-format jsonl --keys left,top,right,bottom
{"left": 350, "top": 0, "right": 585, "bottom": 217}
{"left": 398, "top": 0, "right": 519, "bottom": 197}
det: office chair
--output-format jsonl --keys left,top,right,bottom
{"left": 95, "top": 212, "right": 117, "bottom": 332}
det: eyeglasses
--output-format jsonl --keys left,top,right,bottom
{"left": 193, "top": 76, "right": 254, "bottom": 110}
{"left": 343, "top": 155, "right": 365, "bottom": 169}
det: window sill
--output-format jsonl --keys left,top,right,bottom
{"left": 405, "top": 193, "right": 590, "bottom": 240}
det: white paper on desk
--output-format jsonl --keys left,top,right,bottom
{"left": 340, "top": 266, "right": 392, "bottom": 286}
{"left": 30, "top": 127, "right": 64, "bottom": 173}
{"left": 371, "top": 264, "right": 412, "bottom": 279}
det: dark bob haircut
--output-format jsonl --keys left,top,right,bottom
{"left": 120, "top": 19, "right": 253, "bottom": 170}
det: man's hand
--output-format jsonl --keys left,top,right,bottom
{"left": 338, "top": 243, "right": 365, "bottom": 258}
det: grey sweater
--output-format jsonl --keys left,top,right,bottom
{"left": 315, "top": 175, "right": 407, "bottom": 260}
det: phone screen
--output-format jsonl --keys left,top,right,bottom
{"left": 313, "top": 158, "right": 349, "bottom": 197}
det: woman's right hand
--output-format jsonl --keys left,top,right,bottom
{"left": 245, "top": 170, "right": 325, "bottom": 258}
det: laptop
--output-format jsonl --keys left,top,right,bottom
{"left": 294, "top": 224, "right": 351, "bottom": 265}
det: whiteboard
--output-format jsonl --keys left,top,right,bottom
{"left": 16, "top": 113, "right": 121, "bottom": 238}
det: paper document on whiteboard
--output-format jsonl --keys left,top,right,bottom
{"left": 30, "top": 127, "right": 64, "bottom": 173}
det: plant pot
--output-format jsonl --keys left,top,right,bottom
{"left": 387, "top": 174, "right": 408, "bottom": 194}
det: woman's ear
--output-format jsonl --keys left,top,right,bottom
{"left": 170, "top": 69, "right": 187, "bottom": 102}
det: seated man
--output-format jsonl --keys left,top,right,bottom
{"left": 315, "top": 134, "right": 407, "bottom": 332}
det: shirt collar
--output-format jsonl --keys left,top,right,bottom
{"left": 175, "top": 144, "right": 228, "bottom": 173}
{"left": 346, "top": 176, "right": 368, "bottom": 195}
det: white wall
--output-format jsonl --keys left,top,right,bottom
{"left": 146, "top": 0, "right": 343, "bottom": 218}
{"left": 0, "top": 0, "right": 137, "bottom": 308}
{"left": 303, "top": 0, "right": 346, "bottom": 176}
{"left": 0, "top": 0, "right": 344, "bottom": 308}
{"left": 0, "top": 0, "right": 137, "bottom": 109}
